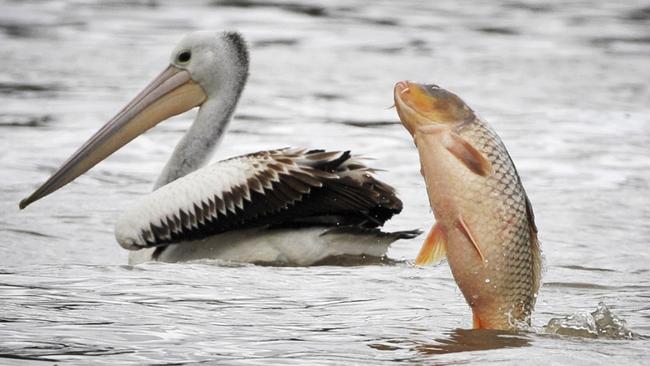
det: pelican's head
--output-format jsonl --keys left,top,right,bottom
{"left": 170, "top": 31, "right": 249, "bottom": 99}
{"left": 20, "top": 31, "right": 249, "bottom": 209}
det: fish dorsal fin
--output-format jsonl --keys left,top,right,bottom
{"left": 415, "top": 223, "right": 447, "bottom": 266}
{"left": 525, "top": 194, "right": 542, "bottom": 300}
{"left": 443, "top": 132, "right": 492, "bottom": 177}
{"left": 525, "top": 194, "right": 538, "bottom": 234}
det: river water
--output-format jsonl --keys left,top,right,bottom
{"left": 1, "top": 0, "right": 649, "bottom": 364}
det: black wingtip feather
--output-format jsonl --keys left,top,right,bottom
{"left": 139, "top": 148, "right": 405, "bottom": 248}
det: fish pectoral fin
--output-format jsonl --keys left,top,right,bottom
{"left": 415, "top": 223, "right": 447, "bottom": 266}
{"left": 443, "top": 132, "right": 492, "bottom": 177}
{"left": 456, "top": 215, "right": 486, "bottom": 263}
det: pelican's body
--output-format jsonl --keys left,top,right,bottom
{"left": 119, "top": 147, "right": 413, "bottom": 265}
{"left": 129, "top": 227, "right": 398, "bottom": 265}
{"left": 21, "top": 31, "right": 417, "bottom": 265}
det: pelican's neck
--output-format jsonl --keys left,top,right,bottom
{"left": 154, "top": 83, "right": 245, "bottom": 189}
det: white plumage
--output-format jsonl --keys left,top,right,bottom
{"left": 128, "top": 227, "right": 398, "bottom": 266}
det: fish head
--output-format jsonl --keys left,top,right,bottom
{"left": 394, "top": 81, "right": 474, "bottom": 135}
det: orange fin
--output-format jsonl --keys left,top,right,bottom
{"left": 456, "top": 215, "right": 486, "bottom": 263}
{"left": 473, "top": 311, "right": 484, "bottom": 329}
{"left": 415, "top": 223, "right": 447, "bottom": 266}
{"left": 443, "top": 132, "right": 492, "bottom": 177}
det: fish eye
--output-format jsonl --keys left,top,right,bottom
{"left": 177, "top": 51, "right": 191, "bottom": 63}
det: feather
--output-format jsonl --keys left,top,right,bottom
{"left": 115, "top": 148, "right": 404, "bottom": 249}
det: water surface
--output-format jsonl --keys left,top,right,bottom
{"left": 1, "top": 0, "right": 649, "bottom": 364}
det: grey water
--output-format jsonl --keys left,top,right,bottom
{"left": 1, "top": 0, "right": 649, "bottom": 364}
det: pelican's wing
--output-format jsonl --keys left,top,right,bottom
{"left": 115, "top": 148, "right": 402, "bottom": 250}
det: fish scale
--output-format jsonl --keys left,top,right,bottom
{"left": 448, "top": 127, "right": 535, "bottom": 326}
{"left": 395, "top": 81, "right": 541, "bottom": 330}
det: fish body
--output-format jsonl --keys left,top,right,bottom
{"left": 394, "top": 81, "right": 541, "bottom": 330}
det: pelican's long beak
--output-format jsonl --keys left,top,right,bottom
{"left": 19, "top": 66, "right": 207, "bottom": 209}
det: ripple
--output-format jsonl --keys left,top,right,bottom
{"left": 557, "top": 265, "right": 617, "bottom": 273}
{"left": 1, "top": 0, "right": 649, "bottom": 364}
{"left": 0, "top": 114, "right": 53, "bottom": 128}
{"left": 214, "top": 0, "right": 328, "bottom": 17}
{"left": 0, "top": 82, "right": 61, "bottom": 96}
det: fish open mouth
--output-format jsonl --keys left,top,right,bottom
{"left": 393, "top": 80, "right": 437, "bottom": 134}
{"left": 395, "top": 81, "right": 410, "bottom": 95}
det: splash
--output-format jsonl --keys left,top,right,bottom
{"left": 546, "top": 302, "right": 640, "bottom": 339}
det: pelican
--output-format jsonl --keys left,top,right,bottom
{"left": 20, "top": 31, "right": 418, "bottom": 265}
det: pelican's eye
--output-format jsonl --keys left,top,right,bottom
{"left": 177, "top": 51, "right": 191, "bottom": 63}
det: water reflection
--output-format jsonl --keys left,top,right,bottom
{"left": 415, "top": 328, "right": 531, "bottom": 355}
{"left": 369, "top": 328, "right": 531, "bottom": 358}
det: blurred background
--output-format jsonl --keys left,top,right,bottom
{"left": 0, "top": 0, "right": 648, "bottom": 364}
